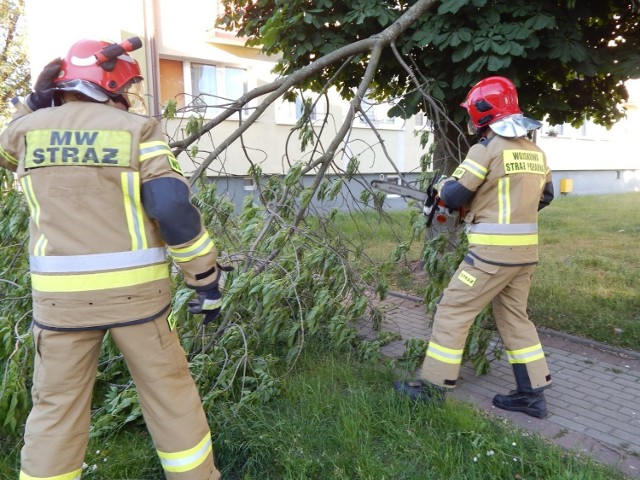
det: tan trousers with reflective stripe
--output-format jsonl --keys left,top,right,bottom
{"left": 21, "top": 313, "right": 220, "bottom": 480}
{"left": 420, "top": 256, "right": 551, "bottom": 393}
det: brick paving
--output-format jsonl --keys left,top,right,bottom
{"left": 358, "top": 293, "right": 640, "bottom": 479}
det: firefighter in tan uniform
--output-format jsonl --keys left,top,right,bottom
{"left": 0, "top": 38, "right": 223, "bottom": 479}
{"left": 395, "top": 77, "right": 554, "bottom": 419}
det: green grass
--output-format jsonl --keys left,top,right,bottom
{"left": 1, "top": 344, "right": 625, "bottom": 479}
{"left": 325, "top": 209, "right": 426, "bottom": 294}
{"left": 532, "top": 193, "right": 640, "bottom": 350}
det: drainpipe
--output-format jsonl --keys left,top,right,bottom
{"left": 143, "top": 0, "right": 161, "bottom": 117}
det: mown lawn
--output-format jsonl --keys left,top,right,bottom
{"left": 0, "top": 343, "right": 626, "bottom": 479}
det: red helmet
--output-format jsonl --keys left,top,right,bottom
{"left": 54, "top": 38, "right": 143, "bottom": 103}
{"left": 460, "top": 76, "right": 522, "bottom": 129}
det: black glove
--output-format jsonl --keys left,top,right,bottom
{"left": 188, "top": 285, "right": 222, "bottom": 325}
{"left": 26, "top": 58, "right": 63, "bottom": 111}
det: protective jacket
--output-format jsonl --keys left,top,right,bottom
{"left": 0, "top": 100, "right": 219, "bottom": 331}
{"left": 440, "top": 134, "right": 554, "bottom": 265}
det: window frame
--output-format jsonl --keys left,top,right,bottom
{"left": 159, "top": 58, "right": 251, "bottom": 119}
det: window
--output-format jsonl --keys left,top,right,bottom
{"left": 190, "top": 63, "right": 248, "bottom": 117}
{"left": 275, "top": 94, "right": 327, "bottom": 125}
{"left": 159, "top": 59, "right": 249, "bottom": 118}
{"left": 358, "top": 95, "right": 395, "bottom": 126}
{"left": 355, "top": 91, "right": 403, "bottom": 129}
{"left": 543, "top": 118, "right": 607, "bottom": 140}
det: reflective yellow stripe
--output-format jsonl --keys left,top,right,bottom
{"left": 0, "top": 145, "right": 18, "bottom": 166}
{"left": 158, "top": 433, "right": 212, "bottom": 473}
{"left": 21, "top": 176, "right": 48, "bottom": 255}
{"left": 31, "top": 264, "right": 169, "bottom": 293}
{"left": 20, "top": 176, "right": 41, "bottom": 227}
{"left": 498, "top": 177, "right": 510, "bottom": 224}
{"left": 121, "top": 172, "right": 148, "bottom": 250}
{"left": 506, "top": 344, "right": 545, "bottom": 364}
{"left": 467, "top": 233, "right": 538, "bottom": 246}
{"left": 34, "top": 234, "right": 48, "bottom": 256}
{"left": 426, "top": 342, "right": 463, "bottom": 365}
{"left": 168, "top": 232, "right": 214, "bottom": 263}
{"left": 139, "top": 141, "right": 182, "bottom": 173}
{"left": 459, "top": 159, "right": 487, "bottom": 180}
{"left": 20, "top": 468, "right": 82, "bottom": 480}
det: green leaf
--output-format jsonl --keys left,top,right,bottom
{"left": 524, "top": 14, "right": 556, "bottom": 31}
{"left": 452, "top": 43, "right": 474, "bottom": 62}
{"left": 438, "top": 0, "right": 469, "bottom": 15}
{"left": 487, "top": 55, "right": 510, "bottom": 71}
{"left": 490, "top": 40, "right": 511, "bottom": 55}
{"left": 466, "top": 55, "right": 488, "bottom": 72}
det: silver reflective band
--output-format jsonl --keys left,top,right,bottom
{"left": 466, "top": 223, "right": 538, "bottom": 234}
{"left": 30, "top": 247, "right": 167, "bottom": 273}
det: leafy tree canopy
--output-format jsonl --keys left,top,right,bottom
{"left": 218, "top": 0, "right": 640, "bottom": 128}
{"left": 0, "top": 0, "right": 30, "bottom": 126}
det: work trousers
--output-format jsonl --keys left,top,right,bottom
{"left": 20, "top": 312, "right": 220, "bottom": 480}
{"left": 420, "top": 256, "right": 551, "bottom": 393}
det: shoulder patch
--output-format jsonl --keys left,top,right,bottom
{"left": 167, "top": 152, "right": 183, "bottom": 175}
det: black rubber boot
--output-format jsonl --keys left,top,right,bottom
{"left": 492, "top": 390, "right": 548, "bottom": 419}
{"left": 393, "top": 380, "right": 446, "bottom": 406}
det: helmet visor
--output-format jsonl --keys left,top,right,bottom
{"left": 56, "top": 79, "right": 110, "bottom": 102}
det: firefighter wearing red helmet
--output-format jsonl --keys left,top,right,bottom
{"left": 395, "top": 76, "right": 554, "bottom": 419}
{"left": 0, "top": 38, "right": 222, "bottom": 479}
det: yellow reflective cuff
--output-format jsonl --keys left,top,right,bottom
{"left": 426, "top": 342, "right": 463, "bottom": 365}
{"left": 20, "top": 468, "right": 82, "bottom": 480}
{"left": 168, "top": 232, "right": 214, "bottom": 263}
{"left": 158, "top": 433, "right": 212, "bottom": 473}
{"left": 467, "top": 233, "right": 538, "bottom": 246}
{"left": 506, "top": 344, "right": 545, "bottom": 364}
{"left": 31, "top": 264, "right": 169, "bottom": 293}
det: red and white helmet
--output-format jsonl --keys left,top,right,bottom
{"left": 460, "top": 76, "right": 521, "bottom": 128}
{"left": 460, "top": 76, "right": 541, "bottom": 137}
{"left": 54, "top": 38, "right": 143, "bottom": 105}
